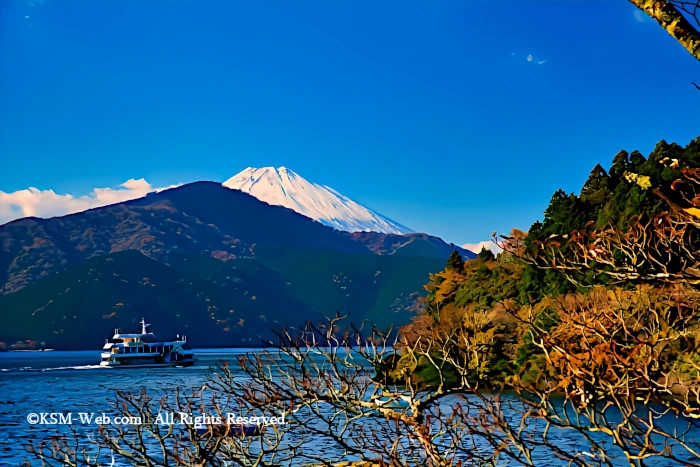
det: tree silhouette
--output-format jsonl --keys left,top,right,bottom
{"left": 445, "top": 250, "right": 464, "bottom": 273}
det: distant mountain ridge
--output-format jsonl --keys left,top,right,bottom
{"left": 0, "top": 181, "right": 474, "bottom": 349}
{"left": 223, "top": 167, "right": 412, "bottom": 234}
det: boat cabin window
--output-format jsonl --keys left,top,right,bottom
{"left": 107, "top": 338, "right": 124, "bottom": 344}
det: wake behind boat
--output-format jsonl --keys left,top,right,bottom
{"left": 100, "top": 318, "right": 196, "bottom": 368}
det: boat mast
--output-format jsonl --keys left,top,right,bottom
{"left": 140, "top": 318, "right": 150, "bottom": 334}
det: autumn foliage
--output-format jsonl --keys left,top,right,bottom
{"left": 391, "top": 138, "right": 700, "bottom": 464}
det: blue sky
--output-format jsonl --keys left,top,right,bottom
{"left": 1, "top": 0, "right": 698, "bottom": 244}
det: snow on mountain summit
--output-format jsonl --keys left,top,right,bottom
{"left": 222, "top": 167, "right": 413, "bottom": 235}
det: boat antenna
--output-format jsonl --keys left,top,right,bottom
{"left": 140, "top": 318, "right": 150, "bottom": 334}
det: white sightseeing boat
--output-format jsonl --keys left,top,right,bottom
{"left": 100, "top": 318, "right": 196, "bottom": 368}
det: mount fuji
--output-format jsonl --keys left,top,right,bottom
{"left": 223, "top": 167, "right": 413, "bottom": 235}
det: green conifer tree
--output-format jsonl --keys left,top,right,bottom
{"left": 608, "top": 150, "right": 629, "bottom": 182}
{"left": 478, "top": 247, "right": 495, "bottom": 262}
{"left": 629, "top": 150, "right": 647, "bottom": 172}
{"left": 445, "top": 250, "right": 464, "bottom": 272}
{"left": 580, "top": 164, "right": 610, "bottom": 206}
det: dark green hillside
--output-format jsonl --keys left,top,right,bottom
{"left": 0, "top": 247, "right": 449, "bottom": 349}
{"left": 0, "top": 249, "right": 322, "bottom": 349}
{"left": 254, "top": 246, "right": 446, "bottom": 328}
{"left": 349, "top": 232, "right": 474, "bottom": 259}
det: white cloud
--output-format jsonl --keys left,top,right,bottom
{"left": 0, "top": 179, "right": 179, "bottom": 225}
{"left": 633, "top": 9, "right": 647, "bottom": 23}
{"left": 462, "top": 241, "right": 502, "bottom": 256}
{"left": 526, "top": 54, "right": 533, "bottom": 62}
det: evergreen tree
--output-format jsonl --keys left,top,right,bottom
{"left": 445, "top": 250, "right": 464, "bottom": 272}
{"left": 643, "top": 140, "right": 684, "bottom": 183}
{"left": 608, "top": 150, "right": 629, "bottom": 182}
{"left": 580, "top": 164, "right": 610, "bottom": 206}
{"left": 684, "top": 137, "right": 700, "bottom": 167}
{"left": 527, "top": 220, "right": 545, "bottom": 243}
{"left": 478, "top": 247, "right": 495, "bottom": 262}
{"left": 543, "top": 189, "right": 569, "bottom": 225}
{"left": 629, "top": 150, "right": 647, "bottom": 172}
{"left": 542, "top": 190, "right": 587, "bottom": 235}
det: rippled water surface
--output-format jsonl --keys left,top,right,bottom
{"left": 0, "top": 349, "right": 255, "bottom": 466}
{"left": 1, "top": 350, "right": 699, "bottom": 466}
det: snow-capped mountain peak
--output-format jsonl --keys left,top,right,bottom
{"left": 223, "top": 167, "right": 412, "bottom": 235}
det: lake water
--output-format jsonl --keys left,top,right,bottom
{"left": 0, "top": 349, "right": 254, "bottom": 466}
{"left": 1, "top": 350, "right": 699, "bottom": 466}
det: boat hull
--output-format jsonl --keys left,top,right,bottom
{"left": 99, "top": 359, "right": 197, "bottom": 369}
